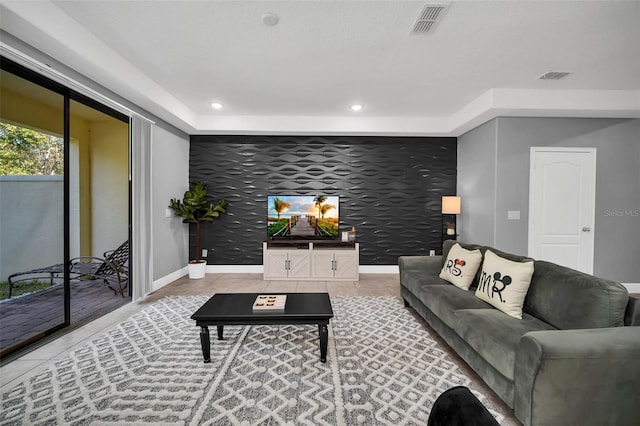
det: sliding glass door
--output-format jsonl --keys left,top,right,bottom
{"left": 68, "top": 99, "right": 130, "bottom": 322}
{"left": 0, "top": 58, "right": 130, "bottom": 359}
{"left": 0, "top": 68, "right": 66, "bottom": 355}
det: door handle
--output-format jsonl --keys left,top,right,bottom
{"left": 582, "top": 227, "right": 591, "bottom": 232}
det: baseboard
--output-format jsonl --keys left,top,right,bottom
{"left": 623, "top": 283, "right": 640, "bottom": 294}
{"left": 201, "top": 265, "right": 400, "bottom": 274}
{"left": 359, "top": 265, "right": 399, "bottom": 274}
{"left": 206, "top": 265, "right": 264, "bottom": 273}
{"left": 152, "top": 267, "right": 188, "bottom": 292}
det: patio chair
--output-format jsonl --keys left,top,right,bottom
{"left": 7, "top": 263, "right": 65, "bottom": 298}
{"left": 68, "top": 240, "right": 129, "bottom": 297}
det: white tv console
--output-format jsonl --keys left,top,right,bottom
{"left": 263, "top": 240, "right": 359, "bottom": 281}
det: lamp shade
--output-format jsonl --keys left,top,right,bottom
{"left": 442, "top": 196, "right": 461, "bottom": 214}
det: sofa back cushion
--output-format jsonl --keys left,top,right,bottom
{"left": 524, "top": 260, "right": 629, "bottom": 329}
{"left": 444, "top": 240, "right": 630, "bottom": 329}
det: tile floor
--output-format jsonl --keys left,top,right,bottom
{"left": 0, "top": 273, "right": 519, "bottom": 424}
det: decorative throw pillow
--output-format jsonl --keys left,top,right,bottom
{"left": 474, "top": 250, "right": 534, "bottom": 319}
{"left": 439, "top": 243, "right": 483, "bottom": 290}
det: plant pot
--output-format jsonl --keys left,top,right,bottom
{"left": 188, "top": 260, "right": 207, "bottom": 279}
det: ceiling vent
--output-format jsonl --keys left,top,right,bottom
{"left": 538, "top": 71, "right": 571, "bottom": 80}
{"left": 411, "top": 3, "right": 449, "bottom": 34}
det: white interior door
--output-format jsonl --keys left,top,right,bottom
{"left": 528, "top": 147, "right": 596, "bottom": 274}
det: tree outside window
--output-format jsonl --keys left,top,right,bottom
{"left": 0, "top": 122, "right": 63, "bottom": 175}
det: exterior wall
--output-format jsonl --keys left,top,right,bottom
{"left": 0, "top": 176, "right": 63, "bottom": 281}
{"left": 89, "top": 120, "right": 129, "bottom": 256}
{"left": 152, "top": 125, "right": 190, "bottom": 280}
{"left": 69, "top": 115, "right": 90, "bottom": 257}
{"left": 458, "top": 117, "right": 640, "bottom": 283}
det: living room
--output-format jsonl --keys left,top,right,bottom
{"left": 1, "top": 1, "right": 639, "bottom": 425}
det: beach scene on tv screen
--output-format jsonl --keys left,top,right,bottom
{"left": 267, "top": 195, "right": 339, "bottom": 238}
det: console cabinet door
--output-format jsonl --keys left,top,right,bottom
{"left": 265, "top": 250, "right": 289, "bottom": 278}
{"left": 334, "top": 251, "right": 358, "bottom": 279}
{"left": 287, "top": 251, "right": 311, "bottom": 278}
{"left": 312, "top": 251, "right": 336, "bottom": 278}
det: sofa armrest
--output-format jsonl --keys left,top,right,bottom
{"left": 398, "top": 255, "right": 443, "bottom": 284}
{"left": 625, "top": 296, "right": 640, "bottom": 326}
{"left": 514, "top": 327, "right": 640, "bottom": 426}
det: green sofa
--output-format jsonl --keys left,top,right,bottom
{"left": 399, "top": 240, "right": 640, "bottom": 426}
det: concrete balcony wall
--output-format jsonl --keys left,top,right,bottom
{"left": 0, "top": 175, "right": 63, "bottom": 281}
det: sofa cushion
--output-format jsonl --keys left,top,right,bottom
{"left": 524, "top": 260, "right": 629, "bottom": 329}
{"left": 474, "top": 250, "right": 534, "bottom": 319}
{"left": 420, "top": 285, "right": 493, "bottom": 329}
{"left": 399, "top": 255, "right": 450, "bottom": 296}
{"left": 439, "top": 243, "right": 483, "bottom": 290}
{"left": 454, "top": 309, "right": 556, "bottom": 380}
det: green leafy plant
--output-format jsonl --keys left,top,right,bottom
{"left": 169, "top": 181, "right": 227, "bottom": 262}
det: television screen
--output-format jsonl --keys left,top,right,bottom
{"left": 267, "top": 195, "right": 340, "bottom": 239}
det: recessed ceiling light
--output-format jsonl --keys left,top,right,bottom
{"left": 210, "top": 102, "right": 223, "bottom": 110}
{"left": 350, "top": 104, "right": 363, "bottom": 112}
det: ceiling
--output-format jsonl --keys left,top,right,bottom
{"left": 1, "top": 0, "right": 639, "bottom": 136}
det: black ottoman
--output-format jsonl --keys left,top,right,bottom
{"left": 428, "top": 386, "right": 500, "bottom": 426}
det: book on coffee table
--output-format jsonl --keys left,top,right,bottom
{"left": 252, "top": 294, "right": 287, "bottom": 312}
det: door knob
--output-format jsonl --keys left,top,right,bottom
{"left": 582, "top": 227, "right": 591, "bottom": 232}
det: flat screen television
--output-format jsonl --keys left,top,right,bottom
{"left": 267, "top": 195, "right": 340, "bottom": 239}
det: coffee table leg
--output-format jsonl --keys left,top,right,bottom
{"left": 217, "top": 325, "right": 224, "bottom": 340}
{"left": 318, "top": 324, "right": 328, "bottom": 363}
{"left": 200, "top": 327, "right": 210, "bottom": 363}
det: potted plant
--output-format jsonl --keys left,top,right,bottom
{"left": 169, "top": 181, "right": 227, "bottom": 279}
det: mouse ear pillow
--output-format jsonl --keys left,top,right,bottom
{"left": 474, "top": 250, "right": 534, "bottom": 319}
{"left": 439, "top": 243, "right": 483, "bottom": 290}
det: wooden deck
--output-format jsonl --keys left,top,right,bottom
{"left": 0, "top": 279, "right": 129, "bottom": 356}
{"left": 289, "top": 217, "right": 316, "bottom": 236}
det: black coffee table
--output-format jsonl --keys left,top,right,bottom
{"left": 191, "top": 293, "right": 334, "bottom": 363}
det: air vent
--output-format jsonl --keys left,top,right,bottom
{"left": 539, "top": 71, "right": 571, "bottom": 80}
{"left": 411, "top": 3, "right": 449, "bottom": 34}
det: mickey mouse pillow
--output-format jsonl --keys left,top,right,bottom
{"left": 474, "top": 250, "right": 534, "bottom": 319}
{"left": 439, "top": 243, "right": 483, "bottom": 290}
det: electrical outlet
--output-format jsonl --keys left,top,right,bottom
{"left": 202, "top": 249, "right": 208, "bottom": 258}
{"left": 429, "top": 249, "right": 436, "bottom": 256}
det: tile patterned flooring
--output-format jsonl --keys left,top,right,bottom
{"left": 0, "top": 273, "right": 520, "bottom": 424}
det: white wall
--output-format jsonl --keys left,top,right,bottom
{"left": 152, "top": 125, "right": 189, "bottom": 284}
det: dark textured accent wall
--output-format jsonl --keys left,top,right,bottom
{"left": 190, "top": 135, "right": 456, "bottom": 265}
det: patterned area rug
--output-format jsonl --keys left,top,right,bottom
{"left": 1, "top": 296, "right": 505, "bottom": 425}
